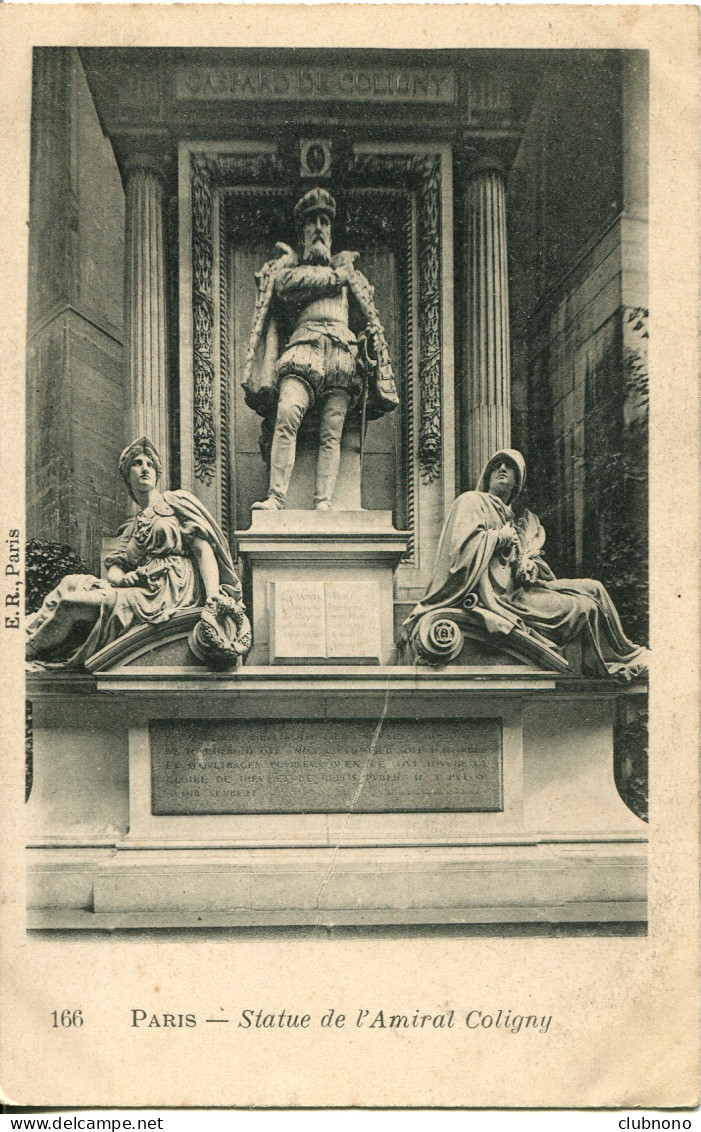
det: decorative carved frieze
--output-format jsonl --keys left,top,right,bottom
{"left": 207, "top": 152, "right": 283, "bottom": 185}
{"left": 176, "top": 65, "right": 455, "bottom": 104}
{"left": 218, "top": 205, "right": 232, "bottom": 532}
{"left": 415, "top": 156, "right": 442, "bottom": 485}
{"left": 349, "top": 153, "right": 443, "bottom": 485}
{"left": 189, "top": 150, "right": 283, "bottom": 485}
{"left": 300, "top": 138, "right": 332, "bottom": 179}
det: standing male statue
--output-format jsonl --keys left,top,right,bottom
{"left": 242, "top": 187, "right": 400, "bottom": 511}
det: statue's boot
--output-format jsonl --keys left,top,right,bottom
{"left": 252, "top": 377, "right": 310, "bottom": 511}
{"left": 251, "top": 497, "right": 283, "bottom": 511}
{"left": 314, "top": 391, "right": 350, "bottom": 510}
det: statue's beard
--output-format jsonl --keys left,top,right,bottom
{"left": 303, "top": 238, "right": 332, "bottom": 265}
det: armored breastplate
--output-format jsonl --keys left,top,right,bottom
{"left": 292, "top": 288, "right": 349, "bottom": 326}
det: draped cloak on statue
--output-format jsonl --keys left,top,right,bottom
{"left": 26, "top": 490, "right": 241, "bottom": 669}
{"left": 241, "top": 245, "right": 399, "bottom": 421}
{"left": 403, "top": 450, "right": 649, "bottom": 680}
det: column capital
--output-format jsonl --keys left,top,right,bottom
{"left": 466, "top": 154, "right": 507, "bottom": 179}
{"left": 123, "top": 153, "right": 168, "bottom": 181}
{"left": 456, "top": 135, "right": 522, "bottom": 183}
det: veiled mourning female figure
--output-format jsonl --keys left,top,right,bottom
{"left": 26, "top": 437, "right": 250, "bottom": 669}
{"left": 404, "top": 449, "right": 649, "bottom": 680}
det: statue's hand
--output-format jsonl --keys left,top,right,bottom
{"left": 205, "top": 589, "right": 244, "bottom": 619}
{"left": 498, "top": 522, "right": 519, "bottom": 550}
{"left": 205, "top": 592, "right": 230, "bottom": 617}
{"left": 117, "top": 567, "right": 145, "bottom": 588}
{"left": 118, "top": 564, "right": 163, "bottom": 591}
{"left": 516, "top": 557, "right": 539, "bottom": 585}
{"left": 334, "top": 250, "right": 360, "bottom": 270}
{"left": 360, "top": 327, "right": 379, "bottom": 363}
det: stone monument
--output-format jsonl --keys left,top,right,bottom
{"left": 25, "top": 48, "right": 649, "bottom": 931}
{"left": 242, "top": 186, "right": 399, "bottom": 512}
{"left": 26, "top": 437, "right": 251, "bottom": 671}
{"left": 403, "top": 449, "right": 650, "bottom": 679}
{"left": 237, "top": 185, "right": 408, "bottom": 665}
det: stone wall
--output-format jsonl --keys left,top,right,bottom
{"left": 508, "top": 52, "right": 648, "bottom": 644}
{"left": 26, "top": 48, "right": 126, "bottom": 572}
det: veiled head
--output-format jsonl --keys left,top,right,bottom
{"left": 477, "top": 449, "right": 526, "bottom": 504}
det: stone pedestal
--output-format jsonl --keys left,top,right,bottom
{"left": 26, "top": 669, "right": 647, "bottom": 929}
{"left": 124, "top": 157, "right": 169, "bottom": 481}
{"left": 463, "top": 161, "right": 511, "bottom": 490}
{"left": 236, "top": 511, "right": 409, "bottom": 666}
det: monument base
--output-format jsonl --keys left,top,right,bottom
{"left": 29, "top": 845, "right": 646, "bottom": 930}
{"left": 236, "top": 511, "right": 409, "bottom": 665}
{"left": 26, "top": 667, "right": 647, "bottom": 931}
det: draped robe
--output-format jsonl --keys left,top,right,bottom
{"left": 404, "top": 489, "right": 648, "bottom": 680}
{"left": 26, "top": 490, "right": 241, "bottom": 669}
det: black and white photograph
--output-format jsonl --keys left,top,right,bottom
{"left": 23, "top": 41, "right": 651, "bottom": 928}
{"left": 1, "top": 2, "right": 699, "bottom": 1111}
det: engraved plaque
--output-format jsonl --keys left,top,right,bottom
{"left": 325, "top": 582, "right": 381, "bottom": 661}
{"left": 270, "top": 581, "right": 382, "bottom": 664}
{"left": 151, "top": 719, "right": 503, "bottom": 815}
{"left": 271, "top": 581, "right": 326, "bottom": 662}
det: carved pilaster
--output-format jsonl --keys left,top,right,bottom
{"left": 124, "top": 157, "right": 169, "bottom": 484}
{"left": 463, "top": 162, "right": 511, "bottom": 491}
{"left": 188, "top": 150, "right": 283, "bottom": 489}
{"left": 349, "top": 153, "right": 443, "bottom": 485}
{"left": 190, "top": 155, "right": 216, "bottom": 486}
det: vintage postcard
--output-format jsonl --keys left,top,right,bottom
{"left": 0, "top": 2, "right": 699, "bottom": 1110}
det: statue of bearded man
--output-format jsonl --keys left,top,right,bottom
{"left": 242, "top": 187, "right": 400, "bottom": 511}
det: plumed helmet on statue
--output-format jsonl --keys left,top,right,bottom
{"left": 477, "top": 449, "right": 527, "bottom": 503}
{"left": 293, "top": 186, "right": 336, "bottom": 231}
{"left": 118, "top": 435, "right": 163, "bottom": 500}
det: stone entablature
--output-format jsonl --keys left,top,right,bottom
{"left": 176, "top": 65, "right": 456, "bottom": 103}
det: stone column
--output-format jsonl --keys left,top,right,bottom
{"left": 124, "top": 156, "right": 169, "bottom": 485}
{"left": 463, "top": 160, "right": 511, "bottom": 491}
{"left": 622, "top": 52, "right": 648, "bottom": 219}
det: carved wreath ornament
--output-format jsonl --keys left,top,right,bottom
{"left": 188, "top": 585, "right": 252, "bottom": 669}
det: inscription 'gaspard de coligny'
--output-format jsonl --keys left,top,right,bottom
{"left": 176, "top": 66, "right": 455, "bottom": 103}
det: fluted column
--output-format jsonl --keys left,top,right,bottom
{"left": 124, "top": 156, "right": 168, "bottom": 484}
{"left": 463, "top": 161, "right": 511, "bottom": 491}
